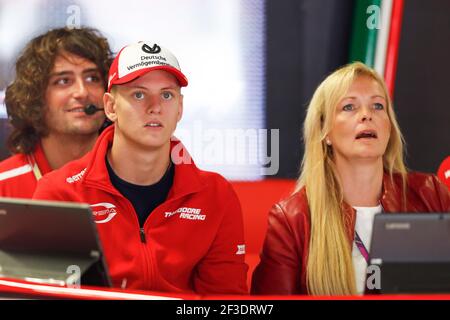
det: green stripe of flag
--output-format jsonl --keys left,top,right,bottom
{"left": 349, "top": 0, "right": 382, "bottom": 67}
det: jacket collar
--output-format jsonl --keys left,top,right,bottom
{"left": 33, "top": 142, "right": 53, "bottom": 176}
{"left": 82, "top": 125, "right": 204, "bottom": 199}
{"left": 166, "top": 136, "right": 205, "bottom": 199}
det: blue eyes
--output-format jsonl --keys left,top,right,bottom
{"left": 342, "top": 103, "right": 385, "bottom": 111}
{"left": 374, "top": 103, "right": 384, "bottom": 110}
{"left": 162, "top": 92, "right": 173, "bottom": 100}
{"left": 343, "top": 104, "right": 354, "bottom": 111}
{"left": 134, "top": 92, "right": 145, "bottom": 100}
{"left": 133, "top": 91, "right": 174, "bottom": 101}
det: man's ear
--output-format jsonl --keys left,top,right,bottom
{"left": 177, "top": 94, "right": 184, "bottom": 122}
{"left": 103, "top": 92, "right": 118, "bottom": 122}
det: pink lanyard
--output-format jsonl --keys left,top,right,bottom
{"left": 354, "top": 203, "right": 384, "bottom": 264}
{"left": 354, "top": 231, "right": 370, "bottom": 264}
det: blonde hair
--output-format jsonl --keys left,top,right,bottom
{"left": 296, "top": 62, "right": 407, "bottom": 295}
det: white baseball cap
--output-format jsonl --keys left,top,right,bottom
{"left": 107, "top": 41, "right": 188, "bottom": 92}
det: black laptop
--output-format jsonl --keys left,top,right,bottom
{"left": 370, "top": 213, "right": 450, "bottom": 294}
{"left": 0, "top": 198, "right": 111, "bottom": 288}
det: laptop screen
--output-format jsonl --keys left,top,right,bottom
{"left": 0, "top": 198, "right": 111, "bottom": 288}
{"left": 369, "top": 213, "right": 450, "bottom": 293}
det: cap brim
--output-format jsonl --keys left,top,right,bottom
{"left": 109, "top": 66, "right": 188, "bottom": 91}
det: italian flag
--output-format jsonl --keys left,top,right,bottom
{"left": 348, "top": 0, "right": 404, "bottom": 97}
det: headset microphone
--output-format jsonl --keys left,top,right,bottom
{"left": 84, "top": 104, "right": 104, "bottom": 115}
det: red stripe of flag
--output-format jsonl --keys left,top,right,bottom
{"left": 384, "top": 0, "right": 404, "bottom": 98}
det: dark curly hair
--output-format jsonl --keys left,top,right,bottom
{"left": 5, "top": 27, "right": 113, "bottom": 154}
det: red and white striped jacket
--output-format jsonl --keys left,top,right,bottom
{"left": 0, "top": 143, "right": 52, "bottom": 198}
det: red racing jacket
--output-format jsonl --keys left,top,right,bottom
{"left": 0, "top": 143, "right": 52, "bottom": 198}
{"left": 33, "top": 125, "right": 248, "bottom": 295}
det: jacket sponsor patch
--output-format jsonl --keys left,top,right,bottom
{"left": 90, "top": 202, "right": 118, "bottom": 223}
{"left": 236, "top": 244, "right": 246, "bottom": 255}
{"left": 164, "top": 207, "right": 206, "bottom": 221}
{"left": 66, "top": 168, "right": 87, "bottom": 183}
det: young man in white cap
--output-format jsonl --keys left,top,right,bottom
{"left": 33, "top": 41, "right": 248, "bottom": 295}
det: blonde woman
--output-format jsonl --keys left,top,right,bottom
{"left": 251, "top": 62, "right": 450, "bottom": 295}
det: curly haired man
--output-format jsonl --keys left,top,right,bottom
{"left": 0, "top": 27, "right": 113, "bottom": 198}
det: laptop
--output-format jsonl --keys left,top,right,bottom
{"left": 369, "top": 213, "right": 450, "bottom": 294}
{"left": 0, "top": 198, "right": 111, "bottom": 288}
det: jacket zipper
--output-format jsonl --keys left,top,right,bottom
{"left": 115, "top": 198, "right": 153, "bottom": 290}
{"left": 140, "top": 231, "right": 155, "bottom": 291}
{"left": 83, "top": 180, "right": 202, "bottom": 291}
{"left": 139, "top": 228, "right": 146, "bottom": 243}
{"left": 126, "top": 202, "right": 153, "bottom": 291}
{"left": 101, "top": 188, "right": 154, "bottom": 289}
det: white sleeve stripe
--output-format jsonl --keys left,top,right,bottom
{"left": 0, "top": 164, "right": 33, "bottom": 181}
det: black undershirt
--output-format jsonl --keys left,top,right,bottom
{"left": 106, "top": 157, "right": 175, "bottom": 227}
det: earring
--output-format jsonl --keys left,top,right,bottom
{"left": 326, "top": 138, "right": 332, "bottom": 146}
